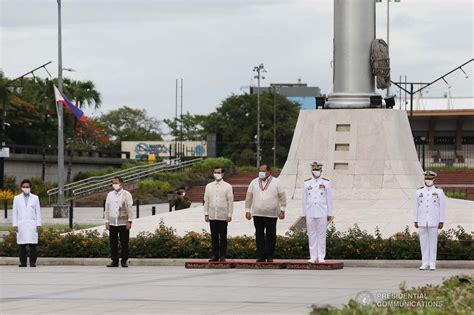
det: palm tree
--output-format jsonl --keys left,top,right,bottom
{"left": 61, "top": 78, "right": 102, "bottom": 182}
{"left": 63, "top": 79, "right": 101, "bottom": 110}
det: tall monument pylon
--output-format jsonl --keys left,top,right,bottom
{"left": 326, "top": 0, "right": 379, "bottom": 108}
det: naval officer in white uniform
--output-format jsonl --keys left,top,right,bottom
{"left": 302, "top": 161, "right": 334, "bottom": 263}
{"left": 414, "top": 171, "right": 446, "bottom": 271}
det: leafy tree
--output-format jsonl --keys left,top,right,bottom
{"left": 163, "top": 111, "right": 207, "bottom": 141}
{"left": 3, "top": 77, "right": 55, "bottom": 147}
{"left": 96, "top": 106, "right": 163, "bottom": 147}
{"left": 1, "top": 74, "right": 104, "bottom": 182}
{"left": 2, "top": 75, "right": 104, "bottom": 148}
{"left": 203, "top": 92, "right": 299, "bottom": 167}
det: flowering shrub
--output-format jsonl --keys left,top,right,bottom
{"left": 0, "top": 190, "right": 14, "bottom": 202}
{"left": 0, "top": 222, "right": 471, "bottom": 260}
{"left": 315, "top": 274, "right": 473, "bottom": 315}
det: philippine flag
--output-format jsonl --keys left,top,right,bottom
{"left": 53, "top": 85, "right": 87, "bottom": 123}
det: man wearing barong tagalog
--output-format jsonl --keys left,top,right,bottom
{"left": 203, "top": 166, "right": 234, "bottom": 262}
{"left": 302, "top": 161, "right": 334, "bottom": 263}
{"left": 245, "top": 164, "right": 287, "bottom": 262}
{"left": 414, "top": 170, "right": 446, "bottom": 271}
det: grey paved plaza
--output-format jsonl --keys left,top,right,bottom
{"left": 0, "top": 266, "right": 469, "bottom": 314}
{"left": 0, "top": 203, "right": 203, "bottom": 227}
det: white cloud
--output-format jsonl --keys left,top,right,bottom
{"left": 0, "top": 0, "right": 472, "bottom": 119}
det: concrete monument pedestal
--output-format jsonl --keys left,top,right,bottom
{"left": 279, "top": 109, "right": 423, "bottom": 199}
{"left": 277, "top": 108, "right": 473, "bottom": 235}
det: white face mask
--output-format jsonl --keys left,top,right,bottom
{"left": 21, "top": 188, "right": 31, "bottom": 195}
{"left": 112, "top": 184, "right": 121, "bottom": 191}
{"left": 424, "top": 180, "right": 434, "bottom": 187}
{"left": 258, "top": 171, "right": 266, "bottom": 180}
{"left": 312, "top": 171, "right": 321, "bottom": 178}
{"left": 214, "top": 173, "right": 223, "bottom": 180}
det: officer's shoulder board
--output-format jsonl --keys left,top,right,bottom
{"left": 435, "top": 186, "right": 443, "bottom": 191}
{"left": 304, "top": 178, "right": 312, "bottom": 182}
{"left": 322, "top": 177, "right": 330, "bottom": 181}
{"left": 417, "top": 186, "right": 424, "bottom": 190}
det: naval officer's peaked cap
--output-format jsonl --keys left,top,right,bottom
{"left": 423, "top": 170, "right": 437, "bottom": 179}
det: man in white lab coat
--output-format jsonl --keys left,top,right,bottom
{"left": 414, "top": 171, "right": 446, "bottom": 271}
{"left": 12, "top": 179, "right": 42, "bottom": 267}
{"left": 302, "top": 161, "right": 334, "bottom": 263}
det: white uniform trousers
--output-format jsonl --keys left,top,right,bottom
{"left": 419, "top": 226, "right": 438, "bottom": 268}
{"left": 306, "top": 216, "right": 327, "bottom": 261}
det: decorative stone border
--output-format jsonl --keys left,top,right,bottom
{"left": 185, "top": 260, "right": 344, "bottom": 270}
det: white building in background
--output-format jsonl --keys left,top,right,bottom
{"left": 397, "top": 96, "right": 474, "bottom": 111}
{"left": 121, "top": 141, "right": 207, "bottom": 161}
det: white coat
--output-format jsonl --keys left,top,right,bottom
{"left": 413, "top": 186, "right": 446, "bottom": 227}
{"left": 302, "top": 177, "right": 333, "bottom": 218}
{"left": 12, "top": 193, "right": 42, "bottom": 244}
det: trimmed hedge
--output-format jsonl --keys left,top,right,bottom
{"left": 0, "top": 223, "right": 472, "bottom": 260}
{"left": 445, "top": 191, "right": 468, "bottom": 200}
{"left": 73, "top": 162, "right": 148, "bottom": 181}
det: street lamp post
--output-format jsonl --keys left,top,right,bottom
{"left": 376, "top": 0, "right": 400, "bottom": 97}
{"left": 386, "top": 0, "right": 390, "bottom": 98}
{"left": 253, "top": 64, "right": 266, "bottom": 169}
{"left": 57, "top": 0, "right": 65, "bottom": 204}
{"left": 420, "top": 136, "right": 426, "bottom": 170}
{"left": 272, "top": 86, "right": 278, "bottom": 169}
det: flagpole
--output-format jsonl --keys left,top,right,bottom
{"left": 57, "top": 0, "right": 65, "bottom": 204}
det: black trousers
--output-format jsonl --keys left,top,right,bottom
{"left": 19, "top": 244, "right": 37, "bottom": 266}
{"left": 109, "top": 225, "right": 130, "bottom": 263}
{"left": 209, "top": 220, "right": 228, "bottom": 258}
{"left": 253, "top": 216, "right": 277, "bottom": 260}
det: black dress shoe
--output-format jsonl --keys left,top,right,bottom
{"left": 19, "top": 264, "right": 27, "bottom": 267}
{"left": 266, "top": 258, "right": 274, "bottom": 263}
{"left": 256, "top": 259, "right": 266, "bottom": 263}
{"left": 30, "top": 264, "right": 36, "bottom": 267}
{"left": 121, "top": 263, "right": 128, "bottom": 268}
{"left": 106, "top": 262, "right": 119, "bottom": 267}
{"left": 208, "top": 257, "right": 219, "bottom": 262}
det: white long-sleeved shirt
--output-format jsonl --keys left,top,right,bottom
{"left": 245, "top": 176, "right": 286, "bottom": 218}
{"left": 302, "top": 177, "right": 333, "bottom": 218}
{"left": 104, "top": 189, "right": 133, "bottom": 226}
{"left": 413, "top": 185, "right": 446, "bottom": 227}
{"left": 203, "top": 180, "right": 234, "bottom": 220}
